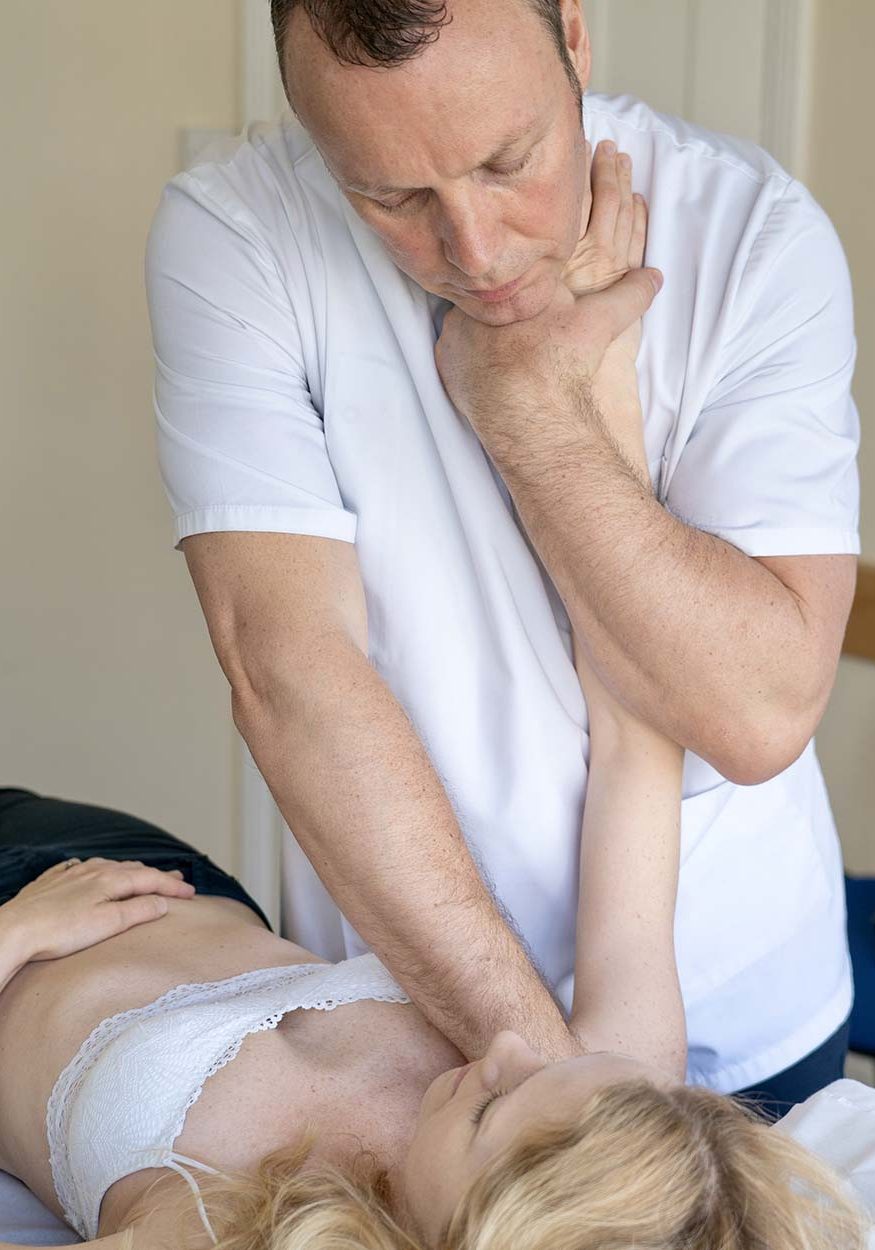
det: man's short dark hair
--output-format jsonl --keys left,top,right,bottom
{"left": 270, "top": 0, "right": 581, "bottom": 99}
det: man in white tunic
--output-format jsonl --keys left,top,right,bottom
{"left": 145, "top": 0, "right": 860, "bottom": 1111}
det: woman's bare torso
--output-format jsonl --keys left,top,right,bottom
{"left": 0, "top": 893, "right": 465, "bottom": 1235}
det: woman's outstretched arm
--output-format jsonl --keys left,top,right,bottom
{"left": 568, "top": 630, "right": 687, "bottom": 1082}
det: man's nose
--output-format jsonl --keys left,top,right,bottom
{"left": 438, "top": 195, "right": 503, "bottom": 281}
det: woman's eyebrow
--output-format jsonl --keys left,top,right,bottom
{"left": 474, "top": 1052, "right": 614, "bottom": 1138}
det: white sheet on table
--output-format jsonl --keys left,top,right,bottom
{"left": 2, "top": 1078, "right": 874, "bottom": 1246}
{"left": 0, "top": 1170, "right": 77, "bottom": 1244}
{"left": 774, "top": 1078, "right": 875, "bottom": 1245}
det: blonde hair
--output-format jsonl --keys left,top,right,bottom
{"left": 128, "top": 1129, "right": 418, "bottom": 1250}
{"left": 445, "top": 1078, "right": 872, "bottom": 1250}
{"left": 140, "top": 1081, "right": 871, "bottom": 1250}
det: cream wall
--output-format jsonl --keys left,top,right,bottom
{"left": 805, "top": 0, "right": 875, "bottom": 874}
{"left": 0, "top": 2, "right": 241, "bottom": 872}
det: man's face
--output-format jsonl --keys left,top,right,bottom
{"left": 285, "top": 0, "right": 592, "bottom": 325}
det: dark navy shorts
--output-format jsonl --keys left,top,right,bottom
{"left": 730, "top": 1013, "right": 852, "bottom": 1121}
{"left": 0, "top": 788, "right": 273, "bottom": 932}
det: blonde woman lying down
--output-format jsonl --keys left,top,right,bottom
{"left": 0, "top": 628, "right": 869, "bottom": 1250}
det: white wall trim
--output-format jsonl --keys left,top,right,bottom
{"left": 760, "top": 0, "right": 816, "bottom": 179}
{"left": 586, "top": 1, "right": 814, "bottom": 176}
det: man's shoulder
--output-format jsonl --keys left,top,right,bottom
{"left": 582, "top": 92, "right": 814, "bottom": 268}
{"left": 146, "top": 110, "right": 347, "bottom": 293}
{"left": 585, "top": 92, "right": 839, "bottom": 308}
{"left": 152, "top": 111, "right": 330, "bottom": 245}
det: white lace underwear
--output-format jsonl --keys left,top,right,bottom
{"left": 45, "top": 953, "right": 410, "bottom": 1243}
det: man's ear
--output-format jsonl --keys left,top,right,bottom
{"left": 562, "top": 0, "right": 592, "bottom": 94}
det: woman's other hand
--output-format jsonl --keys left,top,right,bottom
{"left": 566, "top": 142, "right": 652, "bottom": 486}
{"left": 561, "top": 139, "right": 648, "bottom": 299}
{"left": 0, "top": 857, "right": 196, "bottom": 962}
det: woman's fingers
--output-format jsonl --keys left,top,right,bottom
{"left": 32, "top": 860, "right": 195, "bottom": 920}
{"left": 572, "top": 140, "right": 645, "bottom": 287}
{"left": 68, "top": 861, "right": 196, "bottom": 901}
{"left": 40, "top": 860, "right": 192, "bottom": 890}
{"left": 97, "top": 864, "right": 196, "bottom": 899}
{"left": 40, "top": 856, "right": 193, "bottom": 893}
{"left": 42, "top": 857, "right": 81, "bottom": 876}
{"left": 112, "top": 894, "right": 171, "bottom": 930}
{"left": 613, "top": 151, "right": 635, "bottom": 260}
{"left": 587, "top": 140, "right": 623, "bottom": 244}
{"left": 80, "top": 893, "right": 173, "bottom": 946}
{"left": 580, "top": 265, "right": 664, "bottom": 351}
{"left": 630, "top": 194, "right": 647, "bottom": 270}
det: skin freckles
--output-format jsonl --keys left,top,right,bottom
{"left": 284, "top": 0, "right": 594, "bottom": 326}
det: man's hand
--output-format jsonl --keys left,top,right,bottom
{"left": 434, "top": 139, "right": 662, "bottom": 467}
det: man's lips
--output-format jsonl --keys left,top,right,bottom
{"left": 461, "top": 273, "right": 526, "bottom": 303}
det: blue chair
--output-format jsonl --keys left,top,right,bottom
{"left": 845, "top": 874, "right": 875, "bottom": 1058}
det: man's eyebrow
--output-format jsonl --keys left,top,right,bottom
{"left": 346, "top": 120, "right": 539, "bottom": 196}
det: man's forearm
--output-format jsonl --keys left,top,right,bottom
{"left": 233, "top": 642, "right": 580, "bottom": 1062}
{"left": 488, "top": 394, "right": 819, "bottom": 783}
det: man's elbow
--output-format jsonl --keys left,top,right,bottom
{"left": 230, "top": 633, "right": 370, "bottom": 737}
{"left": 701, "top": 706, "right": 816, "bottom": 787}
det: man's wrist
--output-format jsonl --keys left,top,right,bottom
{"left": 542, "top": 1025, "right": 587, "bottom": 1062}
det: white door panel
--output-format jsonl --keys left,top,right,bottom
{"left": 585, "top": 0, "right": 812, "bottom": 174}
{"left": 687, "top": 0, "right": 768, "bottom": 140}
{"left": 588, "top": 0, "right": 694, "bottom": 118}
